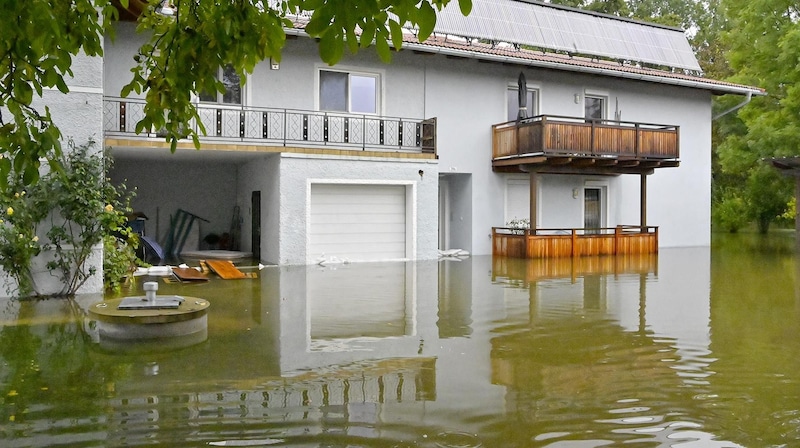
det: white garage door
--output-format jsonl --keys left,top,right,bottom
{"left": 309, "top": 184, "right": 407, "bottom": 262}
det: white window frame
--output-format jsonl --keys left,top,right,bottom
{"left": 583, "top": 89, "right": 609, "bottom": 121}
{"left": 316, "top": 66, "right": 383, "bottom": 115}
{"left": 507, "top": 82, "right": 540, "bottom": 121}
{"left": 198, "top": 65, "right": 246, "bottom": 105}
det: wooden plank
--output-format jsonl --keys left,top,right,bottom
{"left": 206, "top": 259, "right": 247, "bottom": 279}
{"left": 172, "top": 268, "right": 209, "bottom": 282}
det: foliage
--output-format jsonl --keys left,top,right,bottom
{"left": 37, "top": 142, "right": 138, "bottom": 296}
{"left": 712, "top": 190, "right": 749, "bottom": 233}
{"left": 0, "top": 141, "right": 136, "bottom": 298}
{"left": 744, "top": 164, "right": 792, "bottom": 234}
{"left": 781, "top": 197, "right": 795, "bottom": 222}
{"left": 713, "top": 0, "right": 799, "bottom": 233}
{"left": 0, "top": 186, "right": 47, "bottom": 296}
{"left": 103, "top": 233, "right": 140, "bottom": 294}
{"left": 0, "top": 0, "right": 120, "bottom": 190}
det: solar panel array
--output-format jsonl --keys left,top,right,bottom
{"left": 432, "top": 0, "right": 701, "bottom": 72}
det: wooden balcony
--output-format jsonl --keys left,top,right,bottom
{"left": 103, "top": 97, "right": 437, "bottom": 156}
{"left": 492, "top": 115, "right": 679, "bottom": 175}
{"left": 492, "top": 226, "right": 658, "bottom": 259}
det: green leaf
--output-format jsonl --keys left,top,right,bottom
{"left": 319, "top": 31, "right": 344, "bottom": 64}
{"left": 360, "top": 20, "right": 376, "bottom": 48}
{"left": 389, "top": 20, "right": 403, "bottom": 49}
{"left": 376, "top": 34, "right": 391, "bottom": 63}
{"left": 458, "top": 0, "right": 473, "bottom": 15}
{"left": 417, "top": 2, "right": 437, "bottom": 42}
{"left": 14, "top": 82, "right": 33, "bottom": 106}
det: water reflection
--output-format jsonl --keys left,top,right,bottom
{"left": 0, "top": 237, "right": 798, "bottom": 447}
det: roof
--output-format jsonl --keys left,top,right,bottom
{"left": 398, "top": 34, "right": 763, "bottom": 96}
{"left": 433, "top": 0, "right": 700, "bottom": 72}
{"left": 772, "top": 157, "right": 800, "bottom": 175}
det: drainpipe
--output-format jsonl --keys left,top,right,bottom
{"left": 713, "top": 91, "right": 752, "bottom": 120}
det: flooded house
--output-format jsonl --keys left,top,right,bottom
{"left": 1, "top": 0, "right": 763, "bottom": 294}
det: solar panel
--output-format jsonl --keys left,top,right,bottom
{"left": 432, "top": 0, "right": 701, "bottom": 72}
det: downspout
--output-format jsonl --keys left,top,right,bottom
{"left": 713, "top": 91, "right": 752, "bottom": 120}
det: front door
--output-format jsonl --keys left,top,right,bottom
{"left": 251, "top": 191, "right": 261, "bottom": 260}
{"left": 584, "top": 187, "right": 602, "bottom": 233}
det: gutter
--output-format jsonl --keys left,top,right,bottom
{"left": 712, "top": 91, "right": 753, "bottom": 120}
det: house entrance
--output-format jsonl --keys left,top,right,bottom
{"left": 584, "top": 187, "right": 603, "bottom": 232}
{"left": 251, "top": 191, "right": 261, "bottom": 260}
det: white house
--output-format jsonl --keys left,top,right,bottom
{"left": 3, "top": 0, "right": 763, "bottom": 296}
{"left": 101, "top": 0, "right": 762, "bottom": 266}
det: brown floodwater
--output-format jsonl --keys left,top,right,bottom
{"left": 1, "top": 233, "right": 799, "bottom": 447}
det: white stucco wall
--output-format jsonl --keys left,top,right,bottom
{"left": 237, "top": 154, "right": 281, "bottom": 263}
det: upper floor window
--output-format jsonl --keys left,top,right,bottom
{"left": 507, "top": 86, "right": 538, "bottom": 121}
{"left": 199, "top": 65, "right": 242, "bottom": 104}
{"left": 584, "top": 95, "right": 606, "bottom": 120}
{"left": 319, "top": 70, "right": 379, "bottom": 114}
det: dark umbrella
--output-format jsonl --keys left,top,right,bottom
{"left": 517, "top": 72, "right": 527, "bottom": 121}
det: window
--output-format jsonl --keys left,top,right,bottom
{"left": 319, "top": 70, "right": 379, "bottom": 114}
{"left": 584, "top": 95, "right": 605, "bottom": 121}
{"left": 507, "top": 87, "right": 538, "bottom": 121}
{"left": 199, "top": 65, "right": 242, "bottom": 104}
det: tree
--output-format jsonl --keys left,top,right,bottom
{"left": 0, "top": 0, "right": 472, "bottom": 190}
{"left": 715, "top": 0, "right": 800, "bottom": 232}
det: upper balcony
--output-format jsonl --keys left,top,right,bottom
{"left": 103, "top": 97, "right": 437, "bottom": 157}
{"left": 492, "top": 115, "right": 679, "bottom": 175}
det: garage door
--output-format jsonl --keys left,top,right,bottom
{"left": 309, "top": 184, "right": 407, "bottom": 262}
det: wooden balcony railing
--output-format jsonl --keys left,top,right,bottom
{"left": 492, "top": 226, "right": 658, "bottom": 259}
{"left": 103, "top": 97, "right": 437, "bottom": 155}
{"left": 492, "top": 115, "right": 678, "bottom": 171}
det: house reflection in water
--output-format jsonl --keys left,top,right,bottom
{"left": 81, "top": 249, "right": 715, "bottom": 446}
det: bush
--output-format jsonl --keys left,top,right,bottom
{"left": 0, "top": 140, "right": 138, "bottom": 298}
{"left": 712, "top": 194, "right": 749, "bottom": 233}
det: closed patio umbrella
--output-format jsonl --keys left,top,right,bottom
{"left": 517, "top": 72, "right": 527, "bottom": 121}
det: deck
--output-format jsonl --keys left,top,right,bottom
{"left": 492, "top": 115, "right": 679, "bottom": 174}
{"left": 492, "top": 226, "right": 658, "bottom": 259}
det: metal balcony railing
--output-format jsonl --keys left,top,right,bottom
{"left": 103, "top": 97, "right": 436, "bottom": 155}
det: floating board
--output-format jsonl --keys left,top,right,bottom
{"left": 172, "top": 267, "right": 209, "bottom": 282}
{"left": 205, "top": 260, "right": 247, "bottom": 279}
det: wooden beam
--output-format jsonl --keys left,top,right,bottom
{"left": 617, "top": 159, "right": 640, "bottom": 167}
{"left": 571, "top": 159, "right": 597, "bottom": 167}
{"left": 547, "top": 157, "right": 573, "bottom": 165}
{"left": 492, "top": 155, "right": 546, "bottom": 167}
{"left": 595, "top": 158, "right": 619, "bottom": 166}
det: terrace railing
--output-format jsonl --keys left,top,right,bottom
{"left": 492, "top": 225, "right": 659, "bottom": 259}
{"left": 104, "top": 97, "right": 436, "bottom": 155}
{"left": 492, "top": 115, "right": 679, "bottom": 161}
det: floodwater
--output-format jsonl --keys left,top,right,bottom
{"left": 1, "top": 233, "right": 799, "bottom": 447}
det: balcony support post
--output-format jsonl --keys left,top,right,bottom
{"left": 640, "top": 173, "right": 647, "bottom": 231}
{"left": 529, "top": 171, "right": 538, "bottom": 233}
